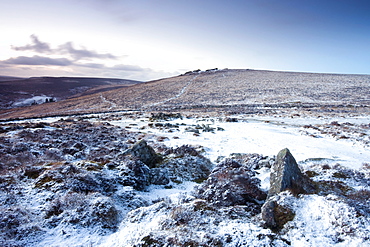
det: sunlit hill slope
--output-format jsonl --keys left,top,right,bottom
{"left": 1, "top": 69, "right": 369, "bottom": 120}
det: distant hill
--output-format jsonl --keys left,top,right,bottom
{"left": 0, "top": 76, "right": 25, "bottom": 82}
{"left": 1, "top": 69, "right": 370, "bottom": 120}
{"left": 0, "top": 76, "right": 141, "bottom": 110}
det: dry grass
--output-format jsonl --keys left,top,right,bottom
{"left": 1, "top": 69, "right": 369, "bottom": 120}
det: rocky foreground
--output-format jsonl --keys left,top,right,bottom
{"left": 0, "top": 113, "right": 369, "bottom": 246}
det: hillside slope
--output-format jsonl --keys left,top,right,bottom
{"left": 1, "top": 69, "right": 369, "bottom": 120}
{"left": 0, "top": 76, "right": 141, "bottom": 111}
{"left": 0, "top": 76, "right": 25, "bottom": 82}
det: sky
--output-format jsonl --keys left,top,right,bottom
{"left": 1, "top": 0, "right": 370, "bottom": 81}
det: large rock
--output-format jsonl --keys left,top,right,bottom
{"left": 268, "top": 148, "right": 315, "bottom": 198}
{"left": 128, "top": 140, "right": 162, "bottom": 168}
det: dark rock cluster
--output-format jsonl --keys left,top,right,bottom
{"left": 124, "top": 140, "right": 163, "bottom": 168}
{"left": 1, "top": 118, "right": 369, "bottom": 246}
{"left": 160, "top": 145, "right": 213, "bottom": 183}
{"left": 149, "top": 112, "right": 183, "bottom": 121}
{"left": 194, "top": 158, "right": 266, "bottom": 211}
{"left": 0, "top": 119, "right": 214, "bottom": 245}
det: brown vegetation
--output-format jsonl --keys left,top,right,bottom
{"left": 1, "top": 69, "right": 369, "bottom": 120}
{"left": 0, "top": 76, "right": 141, "bottom": 111}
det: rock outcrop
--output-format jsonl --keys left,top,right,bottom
{"left": 118, "top": 160, "right": 150, "bottom": 191}
{"left": 126, "top": 140, "right": 162, "bottom": 168}
{"left": 262, "top": 148, "right": 316, "bottom": 230}
{"left": 267, "top": 148, "right": 315, "bottom": 198}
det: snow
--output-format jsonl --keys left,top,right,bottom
{"left": 285, "top": 194, "right": 370, "bottom": 247}
{"left": 12, "top": 95, "right": 52, "bottom": 107}
{"left": 111, "top": 116, "right": 370, "bottom": 169}
{"left": 100, "top": 114, "right": 370, "bottom": 246}
{"left": 2, "top": 113, "right": 370, "bottom": 246}
{"left": 255, "top": 167, "right": 271, "bottom": 192}
{"left": 100, "top": 202, "right": 169, "bottom": 247}
{"left": 138, "top": 181, "right": 197, "bottom": 204}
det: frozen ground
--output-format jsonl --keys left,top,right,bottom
{"left": 110, "top": 114, "right": 370, "bottom": 169}
{"left": 1, "top": 112, "right": 369, "bottom": 246}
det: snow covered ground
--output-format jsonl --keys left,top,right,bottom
{"left": 110, "top": 115, "right": 370, "bottom": 169}
{"left": 1, "top": 113, "right": 370, "bottom": 246}
{"left": 12, "top": 95, "right": 54, "bottom": 107}
{"left": 17, "top": 113, "right": 370, "bottom": 170}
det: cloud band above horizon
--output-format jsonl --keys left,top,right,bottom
{"left": 1, "top": 35, "right": 164, "bottom": 81}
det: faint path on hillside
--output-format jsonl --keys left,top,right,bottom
{"left": 100, "top": 94, "right": 117, "bottom": 109}
{"left": 144, "top": 75, "right": 199, "bottom": 108}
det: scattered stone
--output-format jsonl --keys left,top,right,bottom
{"left": 149, "top": 112, "right": 182, "bottom": 121}
{"left": 119, "top": 160, "right": 150, "bottom": 191}
{"left": 162, "top": 155, "right": 212, "bottom": 183}
{"left": 185, "top": 127, "right": 200, "bottom": 134}
{"left": 161, "top": 145, "right": 213, "bottom": 183}
{"left": 268, "top": 148, "right": 315, "bottom": 198}
{"left": 229, "top": 153, "right": 264, "bottom": 170}
{"left": 225, "top": 117, "right": 238, "bottom": 122}
{"left": 156, "top": 136, "right": 168, "bottom": 142}
{"left": 4, "top": 117, "right": 370, "bottom": 246}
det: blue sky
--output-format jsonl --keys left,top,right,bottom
{"left": 1, "top": 0, "right": 370, "bottom": 81}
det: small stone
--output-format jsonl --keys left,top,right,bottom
{"left": 261, "top": 200, "right": 277, "bottom": 227}
{"left": 262, "top": 195, "right": 295, "bottom": 230}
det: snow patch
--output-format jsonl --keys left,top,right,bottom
{"left": 12, "top": 95, "right": 54, "bottom": 107}
{"left": 286, "top": 194, "right": 370, "bottom": 246}
{"left": 111, "top": 116, "right": 370, "bottom": 169}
